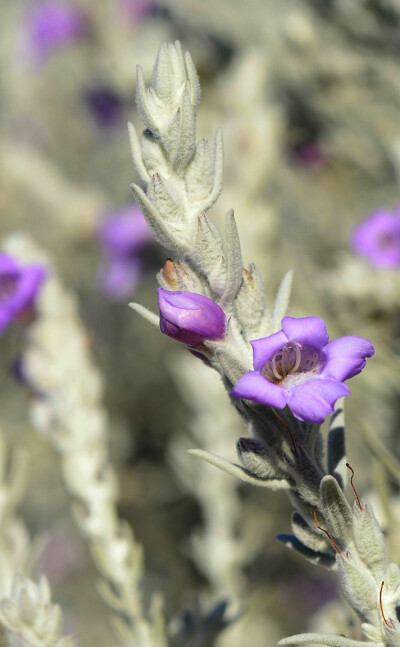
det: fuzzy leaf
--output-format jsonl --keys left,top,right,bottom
{"left": 279, "top": 633, "right": 383, "bottom": 647}
{"left": 130, "top": 183, "right": 186, "bottom": 250}
{"left": 127, "top": 122, "right": 150, "bottom": 183}
{"left": 271, "top": 270, "right": 294, "bottom": 332}
{"left": 320, "top": 475, "right": 353, "bottom": 544}
{"left": 276, "top": 533, "right": 336, "bottom": 568}
{"left": 136, "top": 65, "right": 159, "bottom": 135}
{"left": 188, "top": 449, "right": 291, "bottom": 489}
{"left": 129, "top": 303, "right": 159, "bottom": 327}
{"left": 151, "top": 42, "right": 172, "bottom": 103}
{"left": 220, "top": 210, "right": 243, "bottom": 308}
{"left": 184, "top": 50, "right": 201, "bottom": 108}
{"left": 197, "top": 129, "right": 224, "bottom": 214}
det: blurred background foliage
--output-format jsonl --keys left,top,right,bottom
{"left": 2, "top": 1, "right": 400, "bottom": 645}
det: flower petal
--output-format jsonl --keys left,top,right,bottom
{"left": 231, "top": 371, "right": 288, "bottom": 409}
{"left": 250, "top": 330, "right": 288, "bottom": 371}
{"left": 321, "top": 335, "right": 375, "bottom": 382}
{"left": 287, "top": 379, "right": 350, "bottom": 424}
{"left": 282, "top": 316, "right": 329, "bottom": 349}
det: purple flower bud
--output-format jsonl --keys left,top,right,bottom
{"left": 231, "top": 316, "right": 374, "bottom": 424}
{"left": 23, "top": 2, "right": 87, "bottom": 63}
{"left": 157, "top": 289, "right": 226, "bottom": 346}
{"left": 351, "top": 208, "right": 400, "bottom": 268}
{"left": 0, "top": 255, "right": 46, "bottom": 335}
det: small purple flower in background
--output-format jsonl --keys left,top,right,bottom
{"left": 98, "top": 205, "right": 153, "bottom": 300}
{"left": 121, "top": 0, "right": 155, "bottom": 23}
{"left": 351, "top": 208, "right": 400, "bottom": 268}
{"left": 0, "top": 255, "right": 46, "bottom": 335}
{"left": 231, "top": 316, "right": 374, "bottom": 424}
{"left": 23, "top": 1, "right": 87, "bottom": 63}
{"left": 157, "top": 289, "right": 226, "bottom": 346}
{"left": 84, "top": 86, "right": 124, "bottom": 129}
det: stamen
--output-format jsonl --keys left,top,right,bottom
{"left": 346, "top": 463, "right": 362, "bottom": 510}
{"left": 380, "top": 581, "right": 392, "bottom": 629}
{"left": 290, "top": 342, "right": 302, "bottom": 374}
{"left": 311, "top": 510, "right": 342, "bottom": 555}
{"left": 271, "top": 354, "right": 283, "bottom": 381}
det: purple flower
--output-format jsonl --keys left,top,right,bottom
{"left": 84, "top": 87, "right": 124, "bottom": 129}
{"left": 98, "top": 205, "right": 153, "bottom": 300}
{"left": 121, "top": 0, "right": 155, "bottom": 23}
{"left": 23, "top": 1, "right": 87, "bottom": 63}
{"left": 0, "top": 255, "right": 46, "bottom": 335}
{"left": 157, "top": 289, "right": 226, "bottom": 346}
{"left": 351, "top": 208, "right": 400, "bottom": 268}
{"left": 231, "top": 316, "right": 374, "bottom": 424}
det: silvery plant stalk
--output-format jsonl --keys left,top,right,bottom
{"left": 0, "top": 574, "right": 75, "bottom": 647}
{"left": 2, "top": 234, "right": 168, "bottom": 647}
{"left": 129, "top": 41, "right": 400, "bottom": 647}
{"left": 0, "top": 430, "right": 31, "bottom": 599}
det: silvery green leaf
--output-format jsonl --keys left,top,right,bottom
{"left": 220, "top": 210, "right": 243, "bottom": 308}
{"left": 289, "top": 445, "right": 325, "bottom": 505}
{"left": 353, "top": 501, "right": 385, "bottom": 580}
{"left": 130, "top": 183, "right": 186, "bottom": 250}
{"left": 327, "top": 402, "right": 347, "bottom": 489}
{"left": 185, "top": 139, "right": 213, "bottom": 203}
{"left": 167, "top": 41, "right": 186, "bottom": 88}
{"left": 188, "top": 449, "right": 291, "bottom": 489}
{"left": 236, "top": 437, "right": 285, "bottom": 480}
{"left": 361, "top": 623, "right": 383, "bottom": 642}
{"left": 234, "top": 263, "right": 270, "bottom": 339}
{"left": 162, "top": 87, "right": 196, "bottom": 171}
{"left": 385, "top": 563, "right": 400, "bottom": 594}
{"left": 151, "top": 42, "right": 172, "bottom": 103}
{"left": 147, "top": 173, "right": 184, "bottom": 222}
{"left": 197, "top": 129, "right": 224, "bottom": 214}
{"left": 135, "top": 65, "right": 159, "bottom": 136}
{"left": 191, "top": 214, "right": 226, "bottom": 295}
{"left": 338, "top": 553, "right": 380, "bottom": 625}
{"left": 320, "top": 475, "right": 353, "bottom": 544}
{"left": 184, "top": 50, "right": 201, "bottom": 108}
{"left": 291, "top": 512, "right": 333, "bottom": 554}
{"left": 271, "top": 270, "right": 293, "bottom": 333}
{"left": 279, "top": 633, "right": 383, "bottom": 647}
{"left": 141, "top": 129, "right": 168, "bottom": 176}
{"left": 129, "top": 303, "right": 159, "bottom": 327}
{"left": 276, "top": 533, "right": 336, "bottom": 567}
{"left": 127, "top": 122, "right": 150, "bottom": 183}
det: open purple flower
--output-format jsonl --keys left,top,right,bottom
{"left": 158, "top": 289, "right": 226, "bottom": 346}
{"left": 23, "top": 1, "right": 87, "bottom": 63}
{"left": 351, "top": 208, "right": 400, "bottom": 268}
{"left": 98, "top": 205, "right": 153, "bottom": 300}
{"left": 0, "top": 255, "right": 46, "bottom": 335}
{"left": 231, "top": 316, "right": 374, "bottom": 424}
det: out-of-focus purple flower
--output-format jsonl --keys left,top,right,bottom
{"left": 23, "top": 1, "right": 87, "bottom": 63}
{"left": 98, "top": 206, "right": 153, "bottom": 300}
{"left": 121, "top": 0, "right": 155, "bottom": 23}
{"left": 84, "top": 87, "right": 124, "bottom": 129}
{"left": 157, "top": 289, "right": 227, "bottom": 346}
{"left": 351, "top": 209, "right": 400, "bottom": 268}
{"left": 231, "top": 316, "right": 374, "bottom": 424}
{"left": 0, "top": 255, "right": 46, "bottom": 335}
